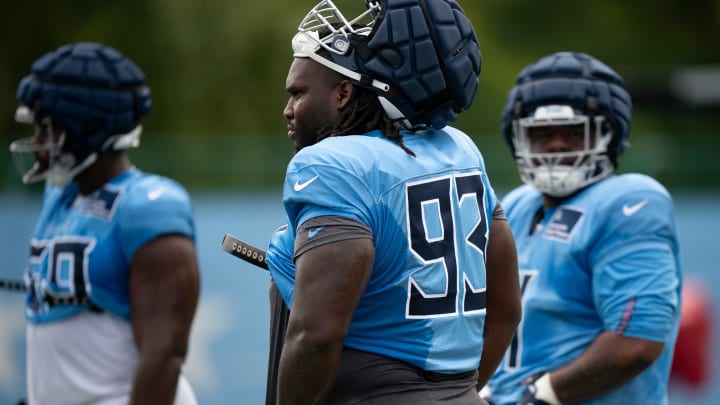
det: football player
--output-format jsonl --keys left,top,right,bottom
{"left": 483, "top": 51, "right": 682, "bottom": 405}
{"left": 263, "top": 0, "right": 521, "bottom": 403}
{"left": 10, "top": 43, "right": 200, "bottom": 405}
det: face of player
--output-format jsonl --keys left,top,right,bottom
{"left": 283, "top": 57, "right": 347, "bottom": 153}
{"left": 528, "top": 124, "right": 586, "bottom": 152}
{"left": 527, "top": 123, "right": 595, "bottom": 165}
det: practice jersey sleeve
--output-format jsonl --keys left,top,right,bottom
{"left": 270, "top": 137, "right": 380, "bottom": 310}
{"left": 116, "top": 175, "right": 196, "bottom": 262}
{"left": 294, "top": 216, "right": 373, "bottom": 259}
{"left": 283, "top": 142, "right": 379, "bottom": 232}
{"left": 589, "top": 174, "right": 681, "bottom": 342}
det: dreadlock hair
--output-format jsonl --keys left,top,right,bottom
{"left": 313, "top": 48, "right": 416, "bottom": 157}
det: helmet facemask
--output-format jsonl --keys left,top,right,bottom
{"left": 296, "top": 0, "right": 379, "bottom": 55}
{"left": 511, "top": 105, "right": 614, "bottom": 197}
{"left": 10, "top": 105, "right": 141, "bottom": 186}
{"left": 291, "top": 1, "right": 412, "bottom": 128}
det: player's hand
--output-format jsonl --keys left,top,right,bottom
{"left": 478, "top": 384, "right": 494, "bottom": 405}
{"left": 517, "top": 373, "right": 560, "bottom": 405}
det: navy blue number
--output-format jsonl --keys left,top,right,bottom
{"left": 28, "top": 238, "right": 94, "bottom": 310}
{"left": 406, "top": 173, "right": 488, "bottom": 317}
{"left": 506, "top": 270, "right": 536, "bottom": 369}
{"left": 408, "top": 177, "right": 457, "bottom": 316}
{"left": 48, "top": 240, "right": 94, "bottom": 300}
{"left": 456, "top": 174, "right": 489, "bottom": 313}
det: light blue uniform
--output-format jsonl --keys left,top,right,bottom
{"left": 267, "top": 127, "right": 498, "bottom": 373}
{"left": 488, "top": 174, "right": 682, "bottom": 404}
{"left": 25, "top": 168, "right": 196, "bottom": 323}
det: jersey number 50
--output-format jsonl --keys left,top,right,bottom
{"left": 406, "top": 172, "right": 489, "bottom": 318}
{"left": 28, "top": 237, "right": 95, "bottom": 312}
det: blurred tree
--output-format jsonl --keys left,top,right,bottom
{"left": 1, "top": 0, "right": 718, "bottom": 190}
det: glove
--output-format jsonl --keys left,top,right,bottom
{"left": 517, "top": 373, "right": 561, "bottom": 405}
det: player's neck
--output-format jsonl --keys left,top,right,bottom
{"left": 542, "top": 194, "right": 566, "bottom": 208}
{"left": 530, "top": 194, "right": 570, "bottom": 235}
{"left": 75, "top": 152, "right": 132, "bottom": 195}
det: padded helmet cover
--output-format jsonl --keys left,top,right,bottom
{"left": 297, "top": 0, "right": 482, "bottom": 129}
{"left": 501, "top": 51, "right": 632, "bottom": 165}
{"left": 15, "top": 42, "right": 151, "bottom": 160}
{"left": 362, "top": 0, "right": 481, "bottom": 128}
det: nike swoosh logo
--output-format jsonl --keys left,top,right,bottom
{"left": 623, "top": 199, "right": 649, "bottom": 216}
{"left": 308, "top": 226, "right": 325, "bottom": 238}
{"left": 293, "top": 175, "right": 319, "bottom": 192}
{"left": 147, "top": 187, "right": 167, "bottom": 201}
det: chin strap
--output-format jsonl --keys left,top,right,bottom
{"left": 377, "top": 96, "right": 413, "bottom": 129}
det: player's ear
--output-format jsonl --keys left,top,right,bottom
{"left": 336, "top": 79, "right": 353, "bottom": 110}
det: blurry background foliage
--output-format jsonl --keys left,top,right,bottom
{"left": 1, "top": 0, "right": 719, "bottom": 192}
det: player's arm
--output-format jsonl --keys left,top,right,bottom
{"left": 129, "top": 234, "right": 200, "bottom": 404}
{"left": 477, "top": 207, "right": 522, "bottom": 389}
{"left": 525, "top": 332, "right": 663, "bottom": 404}
{"left": 278, "top": 235, "right": 374, "bottom": 404}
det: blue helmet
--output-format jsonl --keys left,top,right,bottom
{"left": 292, "top": 0, "right": 481, "bottom": 130}
{"left": 10, "top": 42, "right": 151, "bottom": 185}
{"left": 501, "top": 52, "right": 632, "bottom": 196}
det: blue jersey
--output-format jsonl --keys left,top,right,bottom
{"left": 488, "top": 174, "right": 682, "bottom": 405}
{"left": 267, "top": 127, "right": 498, "bottom": 373}
{"left": 25, "top": 168, "right": 195, "bottom": 323}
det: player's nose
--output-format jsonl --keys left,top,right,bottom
{"left": 283, "top": 99, "right": 294, "bottom": 120}
{"left": 544, "top": 131, "right": 573, "bottom": 153}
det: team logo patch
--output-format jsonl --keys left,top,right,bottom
{"left": 83, "top": 187, "right": 121, "bottom": 220}
{"left": 543, "top": 206, "right": 584, "bottom": 242}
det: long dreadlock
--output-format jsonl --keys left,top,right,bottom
{"left": 313, "top": 50, "right": 416, "bottom": 157}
